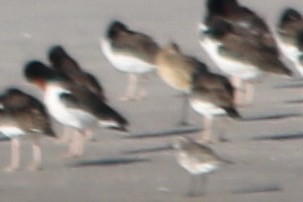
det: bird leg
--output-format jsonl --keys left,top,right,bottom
{"left": 84, "top": 128, "right": 95, "bottom": 142}
{"left": 28, "top": 138, "right": 42, "bottom": 171}
{"left": 178, "top": 93, "right": 189, "bottom": 126}
{"left": 62, "top": 128, "right": 83, "bottom": 158}
{"left": 187, "top": 174, "right": 198, "bottom": 197}
{"left": 136, "top": 74, "right": 149, "bottom": 100}
{"left": 74, "top": 130, "right": 85, "bottom": 157}
{"left": 197, "top": 174, "right": 207, "bottom": 195}
{"left": 56, "top": 126, "right": 73, "bottom": 144}
{"left": 230, "top": 76, "right": 247, "bottom": 107}
{"left": 244, "top": 81, "right": 255, "bottom": 106}
{"left": 4, "top": 138, "right": 20, "bottom": 172}
{"left": 218, "top": 116, "right": 229, "bottom": 142}
{"left": 120, "top": 73, "right": 138, "bottom": 101}
{"left": 199, "top": 116, "right": 213, "bottom": 143}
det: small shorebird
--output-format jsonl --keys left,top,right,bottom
{"left": 48, "top": 45, "right": 107, "bottom": 102}
{"left": 276, "top": 8, "right": 303, "bottom": 75}
{"left": 174, "top": 137, "right": 232, "bottom": 196}
{"left": 0, "top": 88, "right": 56, "bottom": 171}
{"left": 101, "top": 20, "right": 160, "bottom": 101}
{"left": 155, "top": 42, "right": 240, "bottom": 142}
{"left": 24, "top": 61, "right": 128, "bottom": 157}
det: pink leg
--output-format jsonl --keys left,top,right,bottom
{"left": 136, "top": 74, "right": 149, "bottom": 100}
{"left": 56, "top": 126, "right": 73, "bottom": 144}
{"left": 28, "top": 138, "right": 42, "bottom": 171}
{"left": 199, "top": 116, "right": 214, "bottom": 143}
{"left": 120, "top": 73, "right": 138, "bottom": 101}
{"left": 218, "top": 116, "right": 229, "bottom": 142}
{"left": 244, "top": 81, "right": 255, "bottom": 106}
{"left": 64, "top": 130, "right": 85, "bottom": 158}
{"left": 74, "top": 130, "right": 85, "bottom": 156}
{"left": 4, "top": 138, "right": 20, "bottom": 172}
{"left": 230, "top": 76, "right": 247, "bottom": 107}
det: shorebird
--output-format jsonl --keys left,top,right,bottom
{"left": 24, "top": 61, "right": 129, "bottom": 157}
{"left": 48, "top": 45, "right": 107, "bottom": 102}
{"left": 48, "top": 45, "right": 107, "bottom": 141}
{"left": 276, "top": 8, "right": 303, "bottom": 75}
{"left": 155, "top": 42, "right": 240, "bottom": 142}
{"left": 173, "top": 137, "right": 231, "bottom": 196}
{"left": 199, "top": 0, "right": 294, "bottom": 103}
{"left": 101, "top": 20, "right": 160, "bottom": 101}
{"left": 0, "top": 88, "right": 56, "bottom": 171}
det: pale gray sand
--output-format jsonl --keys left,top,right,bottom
{"left": 1, "top": 0, "right": 303, "bottom": 201}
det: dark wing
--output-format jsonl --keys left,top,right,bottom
{"left": 60, "top": 88, "right": 128, "bottom": 127}
{"left": 48, "top": 46, "right": 81, "bottom": 73}
{"left": 111, "top": 31, "right": 159, "bottom": 63}
{"left": 8, "top": 94, "right": 56, "bottom": 137}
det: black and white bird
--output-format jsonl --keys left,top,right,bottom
{"left": 199, "top": 0, "right": 294, "bottom": 104}
{"left": 48, "top": 45, "right": 107, "bottom": 142}
{"left": 101, "top": 20, "right": 160, "bottom": 101}
{"left": 0, "top": 88, "right": 56, "bottom": 171}
{"left": 276, "top": 8, "right": 303, "bottom": 75}
{"left": 174, "top": 137, "right": 232, "bottom": 196}
{"left": 24, "top": 61, "right": 128, "bottom": 157}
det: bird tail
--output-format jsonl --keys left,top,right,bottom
{"left": 97, "top": 104, "right": 129, "bottom": 132}
{"left": 43, "top": 127, "right": 57, "bottom": 138}
{"left": 223, "top": 107, "right": 241, "bottom": 119}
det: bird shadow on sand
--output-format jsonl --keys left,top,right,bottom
{"left": 71, "top": 156, "right": 151, "bottom": 168}
{"left": 231, "top": 184, "right": 283, "bottom": 194}
{"left": 252, "top": 132, "right": 303, "bottom": 141}
{"left": 125, "top": 126, "right": 201, "bottom": 139}
{"left": 122, "top": 144, "right": 173, "bottom": 155}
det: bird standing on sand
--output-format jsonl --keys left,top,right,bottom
{"left": 199, "top": 0, "right": 294, "bottom": 104}
{"left": 0, "top": 88, "right": 56, "bottom": 171}
{"left": 24, "top": 61, "right": 128, "bottom": 157}
{"left": 174, "top": 137, "right": 231, "bottom": 196}
{"left": 48, "top": 45, "right": 107, "bottom": 141}
{"left": 155, "top": 42, "right": 240, "bottom": 142}
{"left": 101, "top": 20, "right": 160, "bottom": 101}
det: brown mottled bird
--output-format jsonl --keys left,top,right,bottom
{"left": 174, "top": 137, "right": 232, "bottom": 196}
{"left": 155, "top": 42, "right": 240, "bottom": 142}
{"left": 101, "top": 20, "right": 160, "bottom": 101}
{"left": 0, "top": 88, "right": 56, "bottom": 171}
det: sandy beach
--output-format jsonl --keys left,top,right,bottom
{"left": 1, "top": 0, "right": 303, "bottom": 201}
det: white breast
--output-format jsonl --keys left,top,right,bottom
{"left": 44, "top": 85, "right": 82, "bottom": 129}
{"left": 0, "top": 126, "right": 26, "bottom": 138}
{"left": 190, "top": 99, "right": 226, "bottom": 117}
{"left": 275, "top": 35, "right": 303, "bottom": 76}
{"left": 177, "top": 152, "right": 218, "bottom": 175}
{"left": 101, "top": 39, "right": 155, "bottom": 74}
{"left": 198, "top": 24, "right": 260, "bottom": 80}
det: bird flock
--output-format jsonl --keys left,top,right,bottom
{"left": 0, "top": 0, "right": 303, "bottom": 198}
